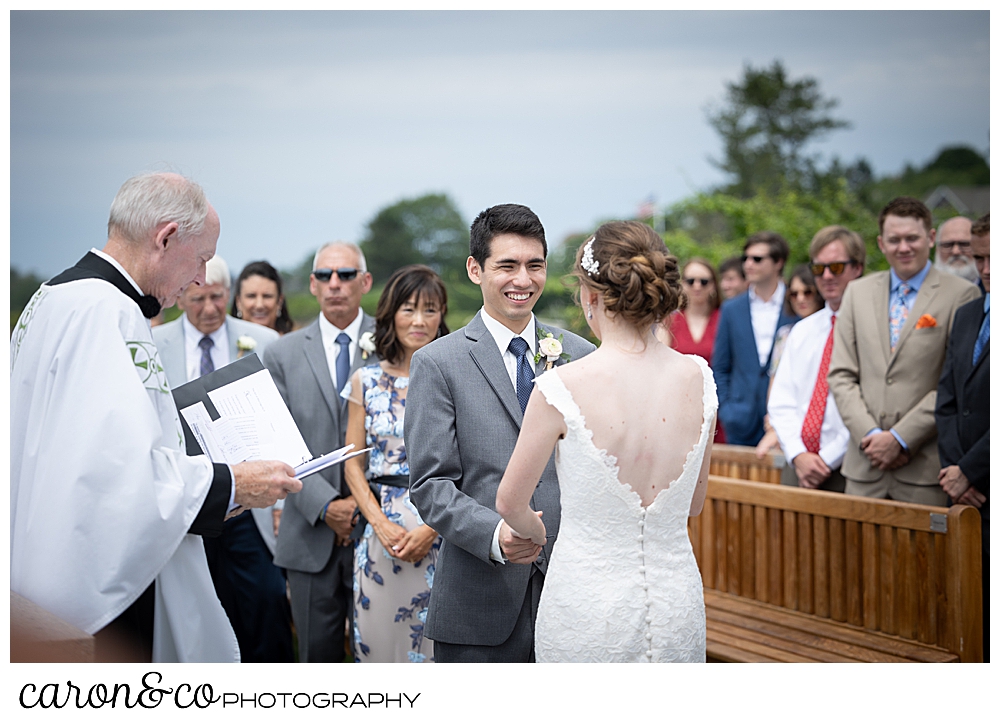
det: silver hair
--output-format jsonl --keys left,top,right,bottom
{"left": 108, "top": 172, "right": 209, "bottom": 244}
{"left": 204, "top": 255, "right": 231, "bottom": 289}
{"left": 312, "top": 241, "right": 368, "bottom": 273}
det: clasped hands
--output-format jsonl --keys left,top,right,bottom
{"left": 938, "top": 465, "right": 987, "bottom": 508}
{"left": 860, "top": 431, "right": 910, "bottom": 471}
{"left": 500, "top": 511, "right": 546, "bottom": 565}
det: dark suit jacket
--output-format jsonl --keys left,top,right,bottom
{"left": 261, "top": 314, "right": 376, "bottom": 574}
{"left": 712, "top": 290, "right": 797, "bottom": 446}
{"left": 936, "top": 296, "right": 989, "bottom": 493}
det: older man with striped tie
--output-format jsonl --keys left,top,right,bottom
{"left": 768, "top": 226, "right": 865, "bottom": 491}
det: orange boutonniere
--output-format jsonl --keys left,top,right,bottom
{"left": 915, "top": 314, "right": 937, "bottom": 329}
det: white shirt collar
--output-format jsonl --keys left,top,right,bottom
{"left": 91, "top": 248, "right": 143, "bottom": 295}
{"left": 480, "top": 307, "right": 537, "bottom": 358}
{"left": 318, "top": 308, "right": 364, "bottom": 348}
{"left": 748, "top": 279, "right": 786, "bottom": 307}
{"left": 182, "top": 313, "right": 228, "bottom": 346}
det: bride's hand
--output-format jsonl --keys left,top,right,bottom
{"left": 510, "top": 510, "right": 547, "bottom": 547}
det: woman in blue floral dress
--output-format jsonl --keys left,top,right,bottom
{"left": 342, "top": 265, "right": 449, "bottom": 663}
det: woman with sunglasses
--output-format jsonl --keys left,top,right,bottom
{"left": 340, "top": 265, "right": 448, "bottom": 663}
{"left": 664, "top": 258, "right": 726, "bottom": 443}
{"left": 756, "top": 264, "right": 824, "bottom": 457}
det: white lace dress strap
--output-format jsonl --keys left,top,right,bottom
{"left": 534, "top": 369, "right": 586, "bottom": 432}
{"left": 688, "top": 354, "right": 719, "bottom": 451}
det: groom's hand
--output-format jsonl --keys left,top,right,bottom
{"left": 499, "top": 521, "right": 542, "bottom": 565}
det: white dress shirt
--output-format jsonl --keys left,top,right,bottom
{"left": 182, "top": 315, "right": 230, "bottom": 381}
{"left": 480, "top": 306, "right": 538, "bottom": 389}
{"left": 480, "top": 307, "right": 538, "bottom": 563}
{"left": 318, "top": 308, "right": 364, "bottom": 390}
{"left": 768, "top": 305, "right": 850, "bottom": 469}
{"left": 749, "top": 280, "right": 786, "bottom": 367}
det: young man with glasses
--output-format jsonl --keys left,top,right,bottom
{"left": 768, "top": 226, "right": 865, "bottom": 492}
{"left": 262, "top": 241, "right": 375, "bottom": 662}
{"left": 713, "top": 231, "right": 797, "bottom": 446}
{"left": 829, "top": 197, "right": 980, "bottom": 505}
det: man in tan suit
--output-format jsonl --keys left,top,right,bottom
{"left": 829, "top": 197, "right": 980, "bottom": 505}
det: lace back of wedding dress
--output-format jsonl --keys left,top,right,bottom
{"left": 533, "top": 356, "right": 717, "bottom": 663}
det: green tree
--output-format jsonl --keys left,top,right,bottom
{"left": 708, "top": 60, "right": 850, "bottom": 197}
{"left": 359, "top": 193, "right": 470, "bottom": 284}
{"left": 662, "top": 180, "right": 881, "bottom": 272}
{"left": 860, "top": 145, "right": 990, "bottom": 215}
{"left": 11, "top": 268, "right": 44, "bottom": 333}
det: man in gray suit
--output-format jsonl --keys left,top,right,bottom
{"left": 262, "top": 242, "right": 375, "bottom": 663}
{"left": 153, "top": 255, "right": 293, "bottom": 663}
{"left": 406, "top": 204, "right": 595, "bottom": 662}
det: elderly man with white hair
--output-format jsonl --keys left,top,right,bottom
{"left": 935, "top": 216, "right": 981, "bottom": 286}
{"left": 153, "top": 255, "right": 293, "bottom": 662}
{"left": 10, "top": 172, "right": 300, "bottom": 662}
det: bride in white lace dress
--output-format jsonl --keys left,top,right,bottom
{"left": 497, "top": 220, "right": 716, "bottom": 662}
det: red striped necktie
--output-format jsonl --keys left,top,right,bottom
{"left": 800, "top": 316, "right": 836, "bottom": 455}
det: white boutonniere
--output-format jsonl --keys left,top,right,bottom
{"left": 359, "top": 331, "right": 377, "bottom": 360}
{"left": 534, "top": 328, "right": 571, "bottom": 370}
{"left": 236, "top": 335, "right": 257, "bottom": 359}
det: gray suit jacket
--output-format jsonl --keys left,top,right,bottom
{"left": 406, "top": 312, "right": 595, "bottom": 646}
{"left": 261, "top": 314, "right": 376, "bottom": 574}
{"left": 153, "top": 315, "right": 281, "bottom": 553}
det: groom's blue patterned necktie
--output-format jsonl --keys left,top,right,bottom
{"left": 508, "top": 336, "right": 534, "bottom": 414}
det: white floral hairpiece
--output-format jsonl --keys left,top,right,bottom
{"left": 581, "top": 235, "right": 599, "bottom": 277}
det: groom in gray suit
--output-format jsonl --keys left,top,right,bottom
{"left": 406, "top": 204, "right": 595, "bottom": 662}
{"left": 262, "top": 242, "right": 375, "bottom": 662}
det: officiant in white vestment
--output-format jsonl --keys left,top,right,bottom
{"left": 9, "top": 172, "right": 301, "bottom": 663}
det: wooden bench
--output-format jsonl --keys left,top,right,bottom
{"left": 688, "top": 476, "right": 983, "bottom": 662}
{"left": 709, "top": 444, "right": 785, "bottom": 484}
{"left": 11, "top": 591, "right": 95, "bottom": 662}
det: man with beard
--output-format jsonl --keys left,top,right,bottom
{"left": 935, "top": 216, "right": 982, "bottom": 290}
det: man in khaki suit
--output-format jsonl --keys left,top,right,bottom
{"left": 829, "top": 197, "right": 980, "bottom": 505}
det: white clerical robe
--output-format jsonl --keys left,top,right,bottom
{"left": 10, "top": 277, "right": 239, "bottom": 662}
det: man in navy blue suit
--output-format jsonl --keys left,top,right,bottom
{"left": 713, "top": 231, "right": 798, "bottom": 446}
{"left": 936, "top": 212, "right": 989, "bottom": 661}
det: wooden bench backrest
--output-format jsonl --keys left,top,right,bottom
{"left": 709, "top": 444, "right": 785, "bottom": 484}
{"left": 688, "top": 476, "right": 983, "bottom": 662}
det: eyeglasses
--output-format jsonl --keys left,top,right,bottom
{"left": 938, "top": 240, "right": 972, "bottom": 252}
{"left": 742, "top": 254, "right": 772, "bottom": 264}
{"left": 313, "top": 267, "right": 359, "bottom": 282}
{"left": 790, "top": 289, "right": 815, "bottom": 299}
{"left": 683, "top": 278, "right": 712, "bottom": 287}
{"left": 810, "top": 261, "right": 855, "bottom": 276}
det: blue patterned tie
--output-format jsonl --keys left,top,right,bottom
{"left": 198, "top": 335, "right": 214, "bottom": 377}
{"left": 889, "top": 282, "right": 911, "bottom": 352}
{"left": 335, "top": 332, "right": 351, "bottom": 393}
{"left": 973, "top": 308, "right": 989, "bottom": 366}
{"left": 508, "top": 336, "right": 534, "bottom": 414}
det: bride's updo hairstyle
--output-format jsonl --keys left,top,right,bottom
{"left": 574, "top": 220, "right": 684, "bottom": 329}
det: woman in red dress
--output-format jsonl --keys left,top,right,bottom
{"left": 664, "top": 257, "right": 726, "bottom": 443}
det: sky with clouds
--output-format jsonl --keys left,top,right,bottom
{"left": 10, "top": 10, "right": 990, "bottom": 278}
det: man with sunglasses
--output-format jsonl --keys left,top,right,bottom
{"left": 829, "top": 197, "right": 980, "bottom": 505}
{"left": 713, "top": 231, "right": 798, "bottom": 446}
{"left": 768, "top": 226, "right": 865, "bottom": 492}
{"left": 934, "top": 216, "right": 980, "bottom": 286}
{"left": 262, "top": 242, "right": 375, "bottom": 662}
